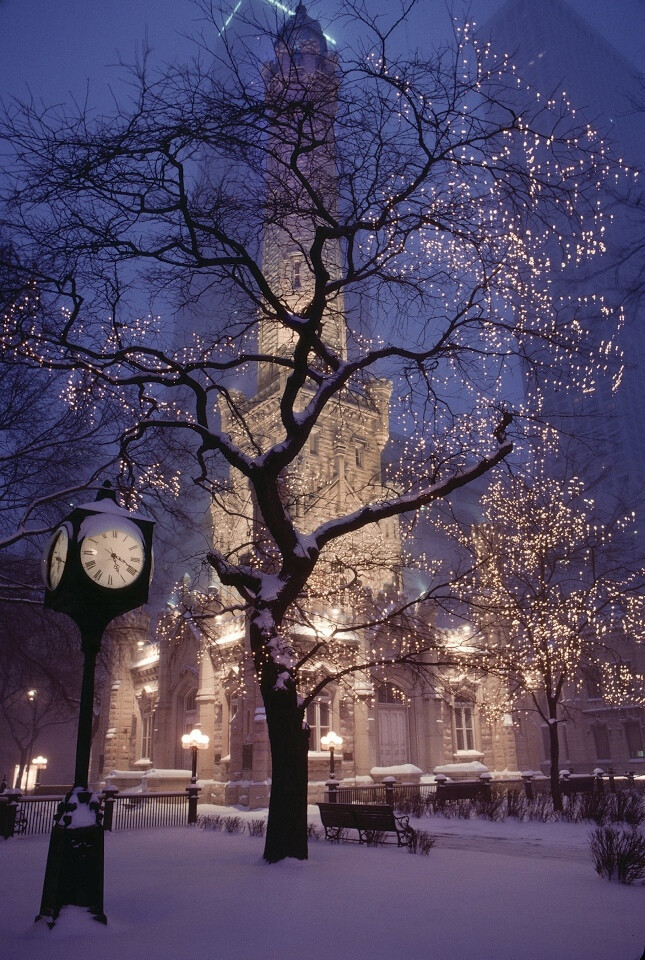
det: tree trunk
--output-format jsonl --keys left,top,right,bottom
{"left": 547, "top": 703, "right": 562, "bottom": 812}
{"left": 249, "top": 614, "right": 310, "bottom": 863}
{"left": 262, "top": 685, "right": 310, "bottom": 863}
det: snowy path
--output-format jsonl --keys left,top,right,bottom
{"left": 0, "top": 817, "right": 643, "bottom": 960}
{"left": 416, "top": 815, "right": 590, "bottom": 861}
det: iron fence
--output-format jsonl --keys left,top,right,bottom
{"left": 333, "top": 782, "right": 437, "bottom": 806}
{"left": 0, "top": 790, "right": 191, "bottom": 838}
{"left": 0, "top": 795, "right": 61, "bottom": 837}
{"left": 104, "top": 792, "right": 189, "bottom": 831}
{"left": 2, "top": 770, "right": 642, "bottom": 839}
{"left": 328, "top": 772, "right": 644, "bottom": 806}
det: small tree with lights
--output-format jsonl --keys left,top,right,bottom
{"left": 0, "top": 1, "right": 635, "bottom": 858}
{"left": 452, "top": 462, "right": 645, "bottom": 810}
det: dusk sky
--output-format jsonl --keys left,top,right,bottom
{"left": 1, "top": 0, "right": 643, "bottom": 112}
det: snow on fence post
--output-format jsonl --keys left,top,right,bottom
{"left": 479, "top": 772, "right": 492, "bottom": 799}
{"left": 101, "top": 785, "right": 118, "bottom": 832}
{"left": 607, "top": 768, "right": 616, "bottom": 794}
{"left": 383, "top": 776, "right": 396, "bottom": 808}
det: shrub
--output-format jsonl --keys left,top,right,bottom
{"left": 412, "top": 830, "right": 437, "bottom": 856}
{"left": 474, "top": 794, "right": 506, "bottom": 821}
{"left": 608, "top": 792, "right": 645, "bottom": 828}
{"left": 247, "top": 818, "right": 266, "bottom": 837}
{"left": 198, "top": 813, "right": 224, "bottom": 830}
{"left": 440, "top": 799, "right": 475, "bottom": 819}
{"left": 563, "top": 793, "right": 607, "bottom": 824}
{"left": 223, "top": 816, "right": 243, "bottom": 833}
{"left": 589, "top": 827, "right": 645, "bottom": 884}
{"left": 397, "top": 794, "right": 434, "bottom": 819}
{"left": 363, "top": 829, "right": 387, "bottom": 846}
{"left": 561, "top": 791, "right": 645, "bottom": 826}
{"left": 505, "top": 790, "right": 528, "bottom": 821}
{"left": 525, "top": 793, "right": 557, "bottom": 823}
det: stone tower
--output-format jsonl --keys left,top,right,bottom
{"left": 206, "top": 4, "right": 402, "bottom": 804}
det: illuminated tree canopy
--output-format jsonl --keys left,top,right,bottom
{"left": 450, "top": 462, "right": 645, "bottom": 807}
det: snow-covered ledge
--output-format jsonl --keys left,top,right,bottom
{"left": 104, "top": 768, "right": 193, "bottom": 793}
{"left": 370, "top": 764, "right": 423, "bottom": 784}
{"left": 433, "top": 761, "right": 490, "bottom": 781}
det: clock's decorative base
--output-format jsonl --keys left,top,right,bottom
{"left": 37, "top": 795, "right": 106, "bottom": 927}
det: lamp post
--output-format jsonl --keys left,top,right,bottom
{"left": 182, "top": 725, "right": 209, "bottom": 825}
{"left": 181, "top": 725, "right": 210, "bottom": 784}
{"left": 21, "top": 688, "right": 39, "bottom": 790}
{"left": 321, "top": 731, "right": 343, "bottom": 780}
{"left": 32, "top": 756, "right": 48, "bottom": 792}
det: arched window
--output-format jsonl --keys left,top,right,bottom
{"left": 141, "top": 705, "right": 155, "bottom": 760}
{"left": 183, "top": 688, "right": 198, "bottom": 732}
{"left": 454, "top": 701, "right": 475, "bottom": 752}
{"left": 306, "top": 694, "right": 331, "bottom": 751}
{"left": 137, "top": 691, "right": 156, "bottom": 762}
{"left": 377, "top": 682, "right": 407, "bottom": 705}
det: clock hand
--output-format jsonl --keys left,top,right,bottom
{"left": 109, "top": 551, "right": 131, "bottom": 565}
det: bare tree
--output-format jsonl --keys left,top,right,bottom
{"left": 0, "top": 591, "right": 83, "bottom": 788}
{"left": 444, "top": 463, "right": 645, "bottom": 810}
{"left": 0, "top": 1, "right": 633, "bottom": 859}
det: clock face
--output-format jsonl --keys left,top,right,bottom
{"left": 80, "top": 524, "right": 145, "bottom": 589}
{"left": 46, "top": 526, "right": 69, "bottom": 590}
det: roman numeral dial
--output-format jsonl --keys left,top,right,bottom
{"left": 80, "top": 523, "right": 145, "bottom": 590}
{"left": 44, "top": 526, "right": 69, "bottom": 590}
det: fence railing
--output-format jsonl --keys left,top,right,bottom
{"left": 327, "top": 770, "right": 644, "bottom": 806}
{"left": 333, "top": 782, "right": 437, "bottom": 806}
{"left": 0, "top": 794, "right": 62, "bottom": 837}
{"left": 0, "top": 787, "right": 194, "bottom": 838}
{"left": 2, "top": 770, "right": 641, "bottom": 838}
{"left": 103, "top": 791, "right": 190, "bottom": 832}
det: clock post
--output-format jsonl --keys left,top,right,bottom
{"left": 37, "top": 483, "right": 154, "bottom": 927}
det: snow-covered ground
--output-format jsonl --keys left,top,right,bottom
{"left": 1, "top": 806, "right": 644, "bottom": 960}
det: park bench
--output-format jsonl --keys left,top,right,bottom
{"left": 318, "top": 802, "right": 415, "bottom": 850}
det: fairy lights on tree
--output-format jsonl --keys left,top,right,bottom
{"left": 0, "top": 0, "right": 637, "bottom": 858}
{"left": 447, "top": 462, "right": 645, "bottom": 809}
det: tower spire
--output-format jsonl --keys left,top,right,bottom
{"left": 259, "top": 4, "right": 345, "bottom": 393}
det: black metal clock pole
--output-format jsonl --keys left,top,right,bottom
{"left": 37, "top": 484, "right": 154, "bottom": 928}
{"left": 37, "top": 621, "right": 112, "bottom": 927}
{"left": 74, "top": 632, "right": 101, "bottom": 788}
